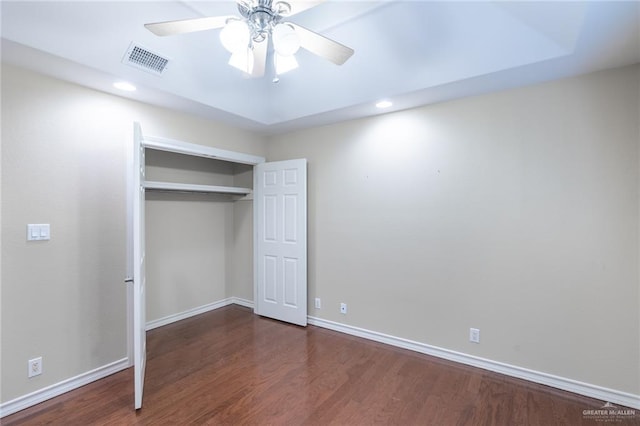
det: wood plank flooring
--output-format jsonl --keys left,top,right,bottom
{"left": 3, "top": 305, "right": 638, "bottom": 425}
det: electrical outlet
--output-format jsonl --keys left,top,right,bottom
{"left": 315, "top": 298, "right": 321, "bottom": 309}
{"left": 340, "top": 303, "right": 347, "bottom": 314}
{"left": 469, "top": 328, "right": 480, "bottom": 343}
{"left": 28, "top": 357, "right": 42, "bottom": 378}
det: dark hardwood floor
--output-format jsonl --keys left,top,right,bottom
{"left": 3, "top": 305, "right": 638, "bottom": 425}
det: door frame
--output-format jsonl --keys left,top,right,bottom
{"left": 127, "top": 123, "right": 268, "bottom": 409}
{"left": 128, "top": 127, "right": 310, "bottom": 404}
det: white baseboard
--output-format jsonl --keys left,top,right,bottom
{"left": 1, "top": 299, "right": 250, "bottom": 418}
{"left": 0, "top": 358, "right": 129, "bottom": 418}
{"left": 307, "top": 316, "right": 640, "bottom": 410}
{"left": 145, "top": 297, "right": 255, "bottom": 331}
{"left": 224, "top": 301, "right": 638, "bottom": 408}
{"left": 230, "top": 297, "right": 254, "bottom": 309}
{"left": 147, "top": 297, "right": 640, "bottom": 409}
{"left": 4, "top": 303, "right": 636, "bottom": 419}
{"left": 146, "top": 298, "right": 236, "bottom": 331}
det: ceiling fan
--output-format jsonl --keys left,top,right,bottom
{"left": 145, "top": 0, "right": 354, "bottom": 79}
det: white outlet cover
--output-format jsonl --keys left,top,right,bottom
{"left": 469, "top": 328, "right": 480, "bottom": 343}
{"left": 28, "top": 357, "right": 42, "bottom": 377}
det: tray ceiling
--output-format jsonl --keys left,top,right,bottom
{"left": 2, "top": 1, "right": 639, "bottom": 133}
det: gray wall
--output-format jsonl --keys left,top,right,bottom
{"left": 264, "top": 64, "right": 640, "bottom": 395}
{"left": 1, "top": 61, "right": 638, "bottom": 407}
{"left": 0, "top": 64, "right": 265, "bottom": 403}
{"left": 144, "top": 153, "right": 251, "bottom": 322}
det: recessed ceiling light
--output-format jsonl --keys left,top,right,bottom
{"left": 113, "top": 81, "right": 137, "bottom": 92}
{"left": 376, "top": 100, "right": 392, "bottom": 109}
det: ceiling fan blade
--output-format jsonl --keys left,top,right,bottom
{"left": 279, "top": 0, "right": 326, "bottom": 16}
{"left": 145, "top": 15, "right": 233, "bottom": 37}
{"left": 289, "top": 23, "right": 354, "bottom": 65}
{"left": 250, "top": 36, "right": 268, "bottom": 78}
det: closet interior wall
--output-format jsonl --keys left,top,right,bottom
{"left": 144, "top": 150, "right": 255, "bottom": 324}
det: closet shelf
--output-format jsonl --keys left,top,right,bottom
{"left": 143, "top": 135, "right": 265, "bottom": 165}
{"left": 144, "top": 181, "right": 252, "bottom": 196}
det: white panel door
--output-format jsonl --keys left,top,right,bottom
{"left": 255, "top": 159, "right": 307, "bottom": 326}
{"left": 132, "top": 123, "right": 147, "bottom": 409}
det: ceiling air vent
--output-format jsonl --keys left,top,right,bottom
{"left": 122, "top": 43, "right": 169, "bottom": 76}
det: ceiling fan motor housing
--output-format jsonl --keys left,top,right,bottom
{"left": 239, "top": 0, "right": 291, "bottom": 43}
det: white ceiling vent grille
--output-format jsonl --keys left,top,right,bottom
{"left": 122, "top": 43, "right": 169, "bottom": 75}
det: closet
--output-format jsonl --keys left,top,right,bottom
{"left": 128, "top": 122, "right": 307, "bottom": 410}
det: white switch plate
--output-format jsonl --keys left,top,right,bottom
{"left": 27, "top": 224, "right": 50, "bottom": 241}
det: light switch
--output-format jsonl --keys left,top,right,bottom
{"left": 27, "top": 224, "right": 50, "bottom": 241}
{"left": 29, "top": 225, "right": 39, "bottom": 239}
{"left": 40, "top": 224, "right": 50, "bottom": 239}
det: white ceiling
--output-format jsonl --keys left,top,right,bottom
{"left": 2, "top": 1, "right": 639, "bottom": 134}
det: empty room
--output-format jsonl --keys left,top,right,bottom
{"left": 1, "top": 1, "right": 639, "bottom": 424}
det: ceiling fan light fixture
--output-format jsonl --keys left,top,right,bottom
{"left": 272, "top": 23, "right": 300, "bottom": 56}
{"left": 275, "top": 53, "right": 298, "bottom": 75}
{"left": 228, "top": 47, "right": 255, "bottom": 74}
{"left": 220, "top": 19, "right": 250, "bottom": 53}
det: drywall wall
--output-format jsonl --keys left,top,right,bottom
{"left": 145, "top": 153, "right": 239, "bottom": 322}
{"left": 265, "top": 64, "right": 640, "bottom": 395}
{"left": 2, "top": 58, "right": 637, "bottom": 410}
{"left": 229, "top": 165, "right": 255, "bottom": 302}
{"left": 0, "top": 64, "right": 265, "bottom": 403}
